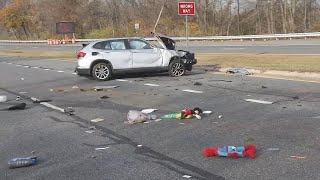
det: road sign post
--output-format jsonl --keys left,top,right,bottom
{"left": 178, "top": 2, "right": 195, "bottom": 50}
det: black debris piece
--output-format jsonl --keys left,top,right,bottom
{"left": 262, "top": 86, "right": 267, "bottom": 89}
{"left": 194, "top": 82, "right": 202, "bottom": 86}
{"left": 100, "top": 96, "right": 110, "bottom": 99}
{"left": 293, "top": 96, "right": 299, "bottom": 100}
{"left": 8, "top": 103, "right": 26, "bottom": 110}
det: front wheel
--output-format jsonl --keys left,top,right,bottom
{"left": 92, "top": 63, "right": 112, "bottom": 81}
{"left": 169, "top": 59, "right": 186, "bottom": 77}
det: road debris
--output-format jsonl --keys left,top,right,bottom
{"left": 143, "top": 122, "right": 149, "bottom": 124}
{"left": 49, "top": 89, "right": 54, "bottom": 92}
{"left": 0, "top": 95, "right": 7, "bottom": 102}
{"left": 141, "top": 109, "right": 158, "bottom": 114}
{"left": 8, "top": 156, "right": 37, "bottom": 169}
{"left": 85, "top": 130, "right": 95, "bottom": 134}
{"left": 8, "top": 103, "right": 26, "bottom": 110}
{"left": 204, "top": 144, "right": 256, "bottom": 159}
{"left": 15, "top": 96, "right": 21, "bottom": 101}
{"left": 203, "top": 111, "right": 212, "bottom": 114}
{"left": 154, "top": 119, "right": 162, "bottom": 122}
{"left": 261, "top": 86, "right": 267, "bottom": 89}
{"left": 91, "top": 118, "right": 104, "bottom": 123}
{"left": 290, "top": 156, "right": 306, "bottom": 159}
{"left": 292, "top": 96, "right": 299, "bottom": 100}
{"left": 126, "top": 110, "right": 149, "bottom": 124}
{"left": 72, "top": 86, "right": 79, "bottom": 89}
{"left": 194, "top": 82, "right": 202, "bottom": 86}
{"left": 137, "top": 145, "right": 143, "bottom": 147}
{"left": 31, "top": 97, "right": 52, "bottom": 103}
{"left": 218, "top": 115, "right": 223, "bottom": 119}
{"left": 64, "top": 107, "right": 75, "bottom": 115}
{"left": 100, "top": 96, "right": 110, "bottom": 99}
{"left": 94, "top": 86, "right": 119, "bottom": 91}
{"left": 226, "top": 68, "right": 252, "bottom": 76}
{"left": 88, "top": 126, "right": 96, "bottom": 130}
{"left": 21, "top": 78, "right": 24, "bottom": 81}
{"left": 161, "top": 107, "right": 203, "bottom": 120}
{"left": 95, "top": 147, "right": 109, "bottom": 150}
{"left": 182, "top": 175, "right": 192, "bottom": 178}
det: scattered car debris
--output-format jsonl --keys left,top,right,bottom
{"left": 161, "top": 107, "right": 203, "bottom": 120}
{"left": 0, "top": 95, "right": 7, "bottom": 102}
{"left": 290, "top": 156, "right": 306, "bottom": 159}
{"left": 21, "top": 78, "right": 24, "bottom": 81}
{"left": 16, "top": 96, "right": 21, "bottom": 101}
{"left": 31, "top": 97, "right": 52, "bottom": 103}
{"left": 143, "top": 122, "right": 149, "bottom": 124}
{"left": 126, "top": 110, "right": 149, "bottom": 124}
{"left": 95, "top": 147, "right": 109, "bottom": 150}
{"left": 203, "top": 111, "right": 212, "bottom": 114}
{"left": 154, "top": 119, "right": 162, "bottom": 122}
{"left": 19, "top": 92, "right": 27, "bottom": 94}
{"left": 261, "top": 86, "right": 267, "bottom": 89}
{"left": 64, "top": 107, "right": 75, "bottom": 115}
{"left": 194, "top": 82, "right": 202, "bottom": 86}
{"left": 148, "top": 115, "right": 157, "bottom": 120}
{"left": 94, "top": 86, "right": 119, "bottom": 91}
{"left": 72, "top": 86, "right": 79, "bottom": 89}
{"left": 204, "top": 144, "right": 256, "bottom": 159}
{"left": 218, "top": 115, "right": 223, "bottom": 119}
{"left": 91, "top": 118, "right": 104, "bottom": 123}
{"left": 8, "top": 156, "right": 37, "bottom": 169}
{"left": 267, "top": 148, "right": 280, "bottom": 151}
{"left": 226, "top": 68, "right": 252, "bottom": 76}
{"left": 8, "top": 103, "right": 26, "bottom": 110}
{"left": 182, "top": 175, "right": 192, "bottom": 179}
{"left": 297, "top": 104, "right": 302, "bottom": 107}
{"left": 85, "top": 130, "right": 95, "bottom": 134}
{"left": 137, "top": 145, "right": 143, "bottom": 147}
{"left": 141, "top": 109, "right": 158, "bottom": 114}
{"left": 49, "top": 89, "right": 54, "bottom": 92}
{"left": 100, "top": 96, "right": 110, "bottom": 99}
{"left": 292, "top": 96, "right": 299, "bottom": 100}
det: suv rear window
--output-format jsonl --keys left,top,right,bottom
{"left": 92, "top": 41, "right": 111, "bottom": 50}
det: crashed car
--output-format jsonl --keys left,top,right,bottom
{"left": 75, "top": 33, "right": 197, "bottom": 81}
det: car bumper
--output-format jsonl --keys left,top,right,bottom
{"left": 75, "top": 67, "right": 91, "bottom": 76}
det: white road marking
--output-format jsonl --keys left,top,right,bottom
{"left": 23, "top": 66, "right": 30, "bottom": 68}
{"left": 144, "top": 83, "right": 160, "bottom": 87}
{"left": 95, "top": 147, "right": 109, "bottom": 150}
{"left": 40, "top": 102, "right": 65, "bottom": 113}
{"left": 137, "top": 145, "right": 143, "bottom": 147}
{"left": 182, "top": 89, "right": 203, "bottom": 94}
{"left": 16, "top": 64, "right": 22, "bottom": 67}
{"left": 116, "top": 79, "right": 129, "bottom": 82}
{"left": 182, "top": 175, "right": 192, "bottom": 178}
{"left": 245, "top": 99, "right": 273, "bottom": 104}
{"left": 32, "top": 67, "right": 39, "bottom": 69}
{"left": 57, "top": 70, "right": 64, "bottom": 73}
{"left": 44, "top": 69, "right": 50, "bottom": 71}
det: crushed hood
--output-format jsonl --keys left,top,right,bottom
{"left": 152, "top": 32, "right": 176, "bottom": 50}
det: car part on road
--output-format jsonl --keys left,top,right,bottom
{"left": 8, "top": 103, "right": 26, "bottom": 110}
{"left": 64, "top": 107, "right": 75, "bottom": 115}
{"left": 91, "top": 118, "right": 104, "bottom": 122}
{"left": 100, "top": 96, "right": 110, "bottom": 99}
{"left": 92, "top": 63, "right": 113, "bottom": 81}
{"left": 94, "top": 85, "right": 119, "bottom": 91}
{"left": 194, "top": 82, "right": 202, "bottom": 86}
{"left": 8, "top": 156, "right": 37, "bottom": 169}
{"left": 95, "top": 147, "right": 109, "bottom": 150}
{"left": 226, "top": 68, "right": 252, "bottom": 76}
{"left": 169, "top": 59, "right": 186, "bottom": 77}
{"left": 15, "top": 96, "right": 21, "bottom": 101}
{"left": 292, "top": 96, "right": 299, "bottom": 99}
{"left": 0, "top": 95, "right": 7, "bottom": 102}
{"left": 203, "top": 144, "right": 256, "bottom": 159}
{"left": 141, "top": 109, "right": 158, "bottom": 114}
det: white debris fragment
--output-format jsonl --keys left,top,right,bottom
{"left": 218, "top": 115, "right": 223, "bottom": 119}
{"left": 154, "top": 119, "right": 162, "bottom": 122}
{"left": 21, "top": 78, "right": 24, "bottom": 80}
{"left": 72, "top": 86, "right": 79, "bottom": 89}
{"left": 85, "top": 130, "right": 95, "bottom": 134}
{"left": 137, "top": 145, "right": 143, "bottom": 147}
{"left": 0, "top": 95, "right": 7, "bottom": 102}
{"left": 141, "top": 109, "right": 158, "bottom": 114}
{"left": 49, "top": 89, "right": 54, "bottom": 92}
{"left": 182, "top": 175, "right": 192, "bottom": 178}
{"left": 19, "top": 92, "right": 27, "bottom": 94}
{"left": 91, "top": 118, "right": 104, "bottom": 123}
{"left": 143, "top": 122, "right": 149, "bottom": 124}
{"left": 16, "top": 96, "right": 21, "bottom": 101}
{"left": 95, "top": 147, "right": 109, "bottom": 150}
{"left": 203, "top": 111, "right": 212, "bottom": 114}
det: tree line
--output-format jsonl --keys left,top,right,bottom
{"left": 0, "top": 0, "right": 319, "bottom": 39}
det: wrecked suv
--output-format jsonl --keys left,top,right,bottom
{"left": 75, "top": 33, "right": 197, "bottom": 81}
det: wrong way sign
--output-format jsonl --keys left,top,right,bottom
{"left": 178, "top": 2, "right": 195, "bottom": 15}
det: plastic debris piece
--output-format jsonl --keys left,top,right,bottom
{"left": 290, "top": 156, "right": 306, "bottom": 159}
{"left": 218, "top": 115, "right": 223, "bottom": 119}
{"left": 141, "top": 109, "right": 158, "bottom": 114}
{"left": 91, "top": 118, "right": 104, "bottom": 123}
{"left": 8, "top": 156, "right": 37, "bottom": 169}
{"left": 148, "top": 114, "right": 157, "bottom": 120}
{"left": 226, "top": 68, "right": 252, "bottom": 76}
{"left": 194, "top": 82, "right": 202, "bottom": 86}
{"left": 203, "top": 111, "right": 212, "bottom": 114}
{"left": 195, "top": 114, "right": 201, "bottom": 119}
{"left": 8, "top": 103, "right": 26, "bottom": 110}
{"left": 155, "top": 119, "right": 162, "bottom": 122}
{"left": 137, "top": 145, "right": 143, "bottom": 147}
{"left": 267, "top": 148, "right": 280, "bottom": 151}
{"left": 0, "top": 95, "right": 7, "bottom": 102}
{"left": 95, "top": 147, "right": 109, "bottom": 150}
{"left": 127, "top": 110, "right": 149, "bottom": 124}
{"left": 183, "top": 175, "right": 192, "bottom": 178}
{"left": 85, "top": 130, "right": 95, "bottom": 134}
{"left": 94, "top": 86, "right": 119, "bottom": 91}
{"left": 72, "top": 86, "right": 79, "bottom": 89}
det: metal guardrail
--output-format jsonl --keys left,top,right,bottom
{"left": 1, "top": 32, "right": 320, "bottom": 44}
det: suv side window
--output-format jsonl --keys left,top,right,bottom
{"left": 110, "top": 40, "right": 126, "bottom": 50}
{"left": 129, "top": 39, "right": 151, "bottom": 49}
{"left": 93, "top": 41, "right": 111, "bottom": 50}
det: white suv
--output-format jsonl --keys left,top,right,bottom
{"left": 75, "top": 33, "right": 197, "bottom": 81}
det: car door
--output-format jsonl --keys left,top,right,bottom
{"left": 100, "top": 40, "right": 133, "bottom": 69}
{"left": 128, "top": 39, "right": 162, "bottom": 68}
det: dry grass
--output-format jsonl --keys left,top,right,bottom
{"left": 196, "top": 53, "right": 320, "bottom": 72}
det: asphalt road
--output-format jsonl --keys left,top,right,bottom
{"left": 1, "top": 39, "right": 320, "bottom": 54}
{"left": 0, "top": 57, "right": 320, "bottom": 180}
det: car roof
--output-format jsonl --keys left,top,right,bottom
{"left": 91, "top": 37, "right": 145, "bottom": 44}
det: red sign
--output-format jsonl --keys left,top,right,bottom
{"left": 178, "top": 2, "right": 195, "bottom": 15}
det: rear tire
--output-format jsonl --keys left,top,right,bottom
{"left": 92, "top": 63, "right": 112, "bottom": 81}
{"left": 169, "top": 59, "right": 186, "bottom": 77}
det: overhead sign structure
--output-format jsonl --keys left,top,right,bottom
{"left": 178, "top": 2, "right": 195, "bottom": 15}
{"left": 178, "top": 2, "right": 195, "bottom": 50}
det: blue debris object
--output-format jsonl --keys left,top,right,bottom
{"left": 8, "top": 156, "right": 37, "bottom": 169}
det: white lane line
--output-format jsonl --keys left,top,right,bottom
{"left": 144, "top": 83, "right": 160, "bottom": 87}
{"left": 245, "top": 99, "right": 273, "bottom": 104}
{"left": 182, "top": 89, "right": 203, "bottom": 94}
{"left": 16, "top": 64, "right": 22, "bottom": 67}
{"left": 40, "top": 102, "right": 65, "bottom": 113}
{"left": 23, "top": 66, "right": 30, "bottom": 68}
{"left": 57, "top": 70, "right": 64, "bottom": 73}
{"left": 116, "top": 79, "right": 129, "bottom": 82}
{"left": 44, "top": 69, "right": 50, "bottom": 71}
{"left": 32, "top": 67, "right": 39, "bottom": 69}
